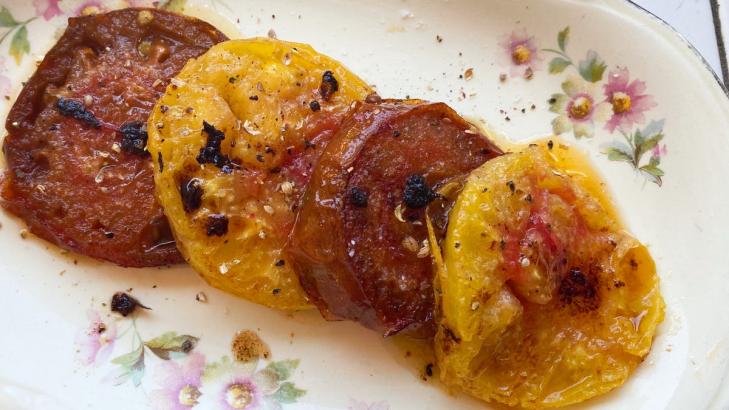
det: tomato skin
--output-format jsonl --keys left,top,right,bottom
{"left": 1, "top": 8, "right": 227, "bottom": 267}
{"left": 288, "top": 100, "right": 502, "bottom": 336}
{"left": 434, "top": 142, "right": 664, "bottom": 408}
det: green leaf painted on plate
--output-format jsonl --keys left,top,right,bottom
{"left": 640, "top": 161, "right": 664, "bottom": 186}
{"left": 637, "top": 132, "right": 663, "bottom": 159}
{"left": 272, "top": 382, "right": 306, "bottom": 403}
{"left": 548, "top": 57, "right": 570, "bottom": 74}
{"left": 577, "top": 50, "right": 607, "bottom": 83}
{"left": 632, "top": 128, "right": 644, "bottom": 148}
{"left": 0, "top": 6, "right": 18, "bottom": 27}
{"left": 9, "top": 25, "right": 29, "bottom": 64}
{"left": 110, "top": 344, "right": 146, "bottom": 386}
{"left": 557, "top": 27, "right": 569, "bottom": 52}
{"left": 144, "top": 331, "right": 198, "bottom": 359}
{"left": 111, "top": 344, "right": 143, "bottom": 367}
{"left": 604, "top": 147, "right": 633, "bottom": 163}
{"left": 265, "top": 359, "right": 299, "bottom": 381}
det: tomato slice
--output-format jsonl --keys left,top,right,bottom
{"left": 288, "top": 100, "right": 502, "bottom": 335}
{"left": 1, "top": 8, "right": 227, "bottom": 267}
{"left": 147, "top": 38, "right": 372, "bottom": 310}
{"left": 434, "top": 142, "right": 664, "bottom": 408}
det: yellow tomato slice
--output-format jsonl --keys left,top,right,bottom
{"left": 147, "top": 38, "right": 372, "bottom": 310}
{"left": 434, "top": 141, "right": 664, "bottom": 408}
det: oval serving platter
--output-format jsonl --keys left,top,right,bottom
{"left": 0, "top": 0, "right": 728, "bottom": 409}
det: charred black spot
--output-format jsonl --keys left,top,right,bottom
{"left": 119, "top": 121, "right": 149, "bottom": 156}
{"left": 392, "top": 130, "right": 401, "bottom": 138}
{"left": 157, "top": 152, "right": 164, "bottom": 172}
{"left": 349, "top": 187, "right": 369, "bottom": 207}
{"left": 275, "top": 259, "right": 285, "bottom": 267}
{"left": 56, "top": 97, "right": 101, "bottom": 128}
{"left": 249, "top": 95, "right": 258, "bottom": 101}
{"left": 304, "top": 140, "right": 316, "bottom": 149}
{"left": 403, "top": 174, "right": 438, "bottom": 209}
{"left": 206, "top": 214, "right": 228, "bottom": 236}
{"left": 272, "top": 288, "right": 281, "bottom": 295}
{"left": 547, "top": 140, "right": 554, "bottom": 150}
{"left": 309, "top": 100, "right": 321, "bottom": 112}
{"left": 319, "top": 70, "right": 339, "bottom": 101}
{"left": 197, "top": 121, "right": 234, "bottom": 172}
{"left": 506, "top": 180, "right": 515, "bottom": 193}
{"left": 111, "top": 292, "right": 149, "bottom": 317}
{"left": 179, "top": 177, "right": 203, "bottom": 213}
{"left": 559, "top": 268, "right": 598, "bottom": 310}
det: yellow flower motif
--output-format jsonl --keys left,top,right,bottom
{"left": 549, "top": 75, "right": 611, "bottom": 138}
{"left": 512, "top": 44, "right": 531, "bottom": 65}
{"left": 611, "top": 91, "right": 632, "bottom": 114}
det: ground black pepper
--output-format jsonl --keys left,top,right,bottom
{"left": 319, "top": 70, "right": 339, "bottom": 100}
{"left": 56, "top": 97, "right": 101, "bottom": 128}
{"left": 119, "top": 121, "right": 149, "bottom": 156}
{"left": 179, "top": 177, "right": 203, "bottom": 213}
{"left": 403, "top": 174, "right": 438, "bottom": 209}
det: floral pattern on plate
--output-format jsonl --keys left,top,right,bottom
{"left": 75, "top": 310, "right": 306, "bottom": 409}
{"left": 543, "top": 27, "right": 667, "bottom": 186}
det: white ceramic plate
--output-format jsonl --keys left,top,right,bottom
{"left": 1, "top": 0, "right": 728, "bottom": 409}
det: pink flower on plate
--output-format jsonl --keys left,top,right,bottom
{"left": 74, "top": 1, "right": 107, "bottom": 16}
{"left": 149, "top": 352, "right": 206, "bottom": 410}
{"left": 348, "top": 399, "right": 391, "bottom": 410}
{"left": 198, "top": 359, "right": 261, "bottom": 410}
{"left": 499, "top": 29, "right": 542, "bottom": 78}
{"left": 603, "top": 67, "right": 656, "bottom": 133}
{"left": 33, "top": 0, "right": 62, "bottom": 20}
{"left": 75, "top": 310, "right": 116, "bottom": 366}
{"left": 652, "top": 143, "right": 668, "bottom": 160}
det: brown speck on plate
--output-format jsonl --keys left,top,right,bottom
{"left": 232, "top": 330, "right": 270, "bottom": 362}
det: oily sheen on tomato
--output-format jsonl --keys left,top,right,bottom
{"left": 287, "top": 100, "right": 502, "bottom": 336}
{"left": 147, "top": 38, "right": 372, "bottom": 310}
{"left": 433, "top": 142, "right": 664, "bottom": 408}
{"left": 1, "top": 8, "right": 226, "bottom": 267}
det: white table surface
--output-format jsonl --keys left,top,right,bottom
{"left": 633, "top": 0, "right": 725, "bottom": 84}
